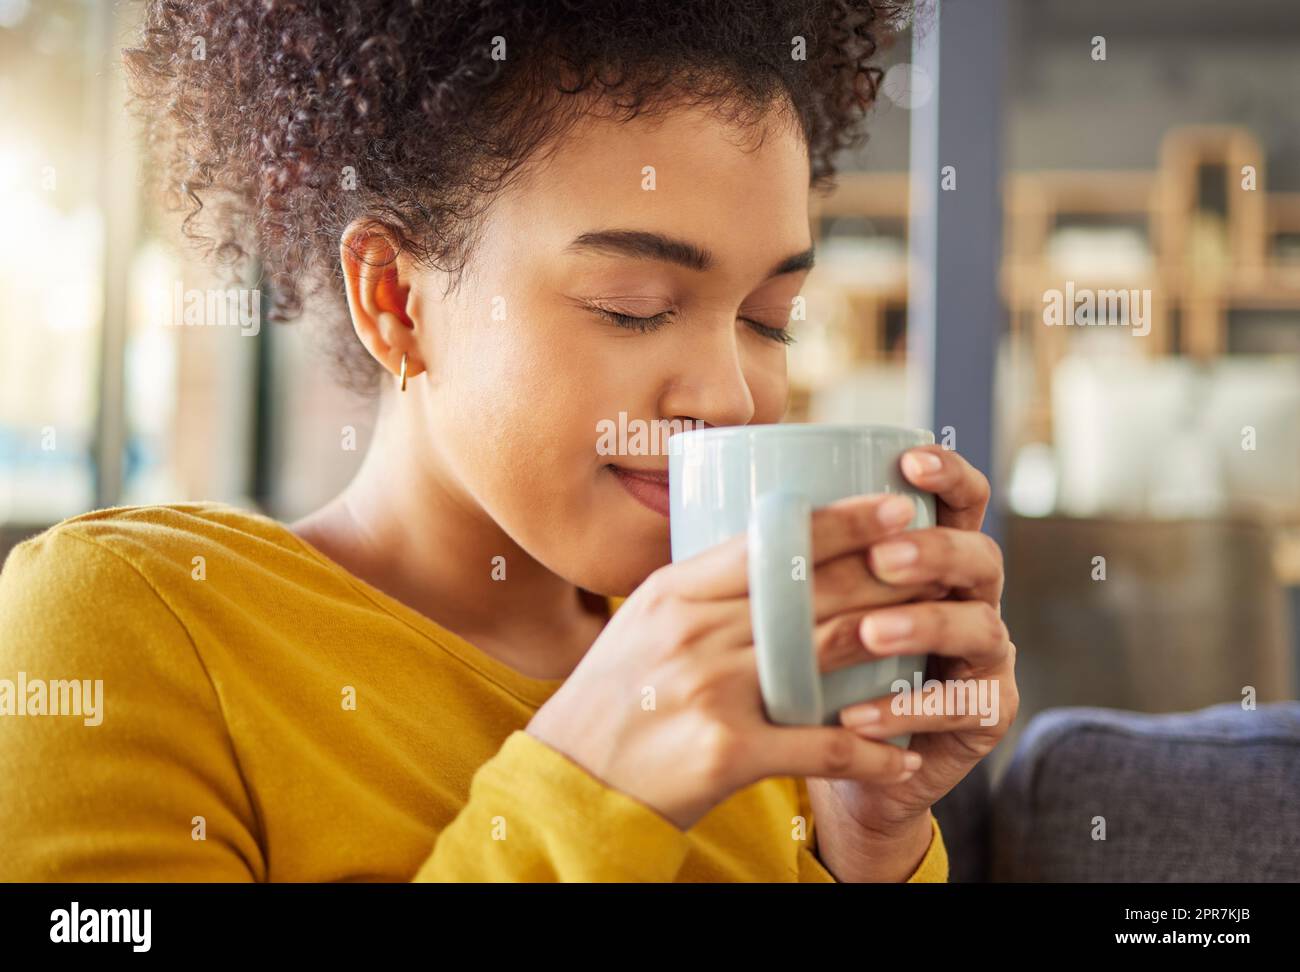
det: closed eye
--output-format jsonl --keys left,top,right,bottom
{"left": 597, "top": 309, "right": 672, "bottom": 334}
{"left": 594, "top": 308, "right": 794, "bottom": 345}
{"left": 743, "top": 318, "right": 796, "bottom": 346}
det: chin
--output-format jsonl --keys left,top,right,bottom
{"left": 568, "top": 542, "right": 670, "bottom": 599}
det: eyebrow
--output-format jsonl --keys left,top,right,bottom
{"left": 564, "top": 229, "right": 815, "bottom": 279}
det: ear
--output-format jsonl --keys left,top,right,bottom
{"left": 339, "top": 220, "right": 427, "bottom": 383}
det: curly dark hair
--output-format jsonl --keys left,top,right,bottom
{"left": 123, "top": 0, "right": 912, "bottom": 395}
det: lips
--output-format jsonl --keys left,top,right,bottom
{"left": 608, "top": 464, "right": 670, "bottom": 517}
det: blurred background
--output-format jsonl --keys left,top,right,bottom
{"left": 1, "top": 0, "right": 1296, "bottom": 802}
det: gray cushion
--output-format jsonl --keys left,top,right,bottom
{"left": 991, "top": 702, "right": 1300, "bottom": 881}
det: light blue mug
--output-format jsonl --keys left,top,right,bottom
{"left": 668, "top": 423, "right": 936, "bottom": 744}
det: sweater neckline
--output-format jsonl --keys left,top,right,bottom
{"left": 234, "top": 502, "right": 619, "bottom": 709}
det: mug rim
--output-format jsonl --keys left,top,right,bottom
{"left": 669, "top": 422, "right": 935, "bottom": 450}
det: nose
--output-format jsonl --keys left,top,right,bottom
{"left": 657, "top": 320, "right": 758, "bottom": 431}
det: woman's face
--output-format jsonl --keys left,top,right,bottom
{"left": 408, "top": 100, "right": 814, "bottom": 596}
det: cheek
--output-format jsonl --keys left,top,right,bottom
{"left": 437, "top": 307, "right": 609, "bottom": 499}
{"left": 742, "top": 347, "right": 790, "bottom": 423}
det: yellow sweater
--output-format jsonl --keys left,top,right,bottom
{"left": 0, "top": 502, "right": 947, "bottom": 882}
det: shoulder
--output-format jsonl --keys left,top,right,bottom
{"left": 0, "top": 504, "right": 267, "bottom": 880}
{"left": 7, "top": 500, "right": 291, "bottom": 562}
{"left": 0, "top": 501, "right": 296, "bottom": 644}
{"left": 0, "top": 503, "right": 277, "bottom": 737}
{"left": 2, "top": 500, "right": 293, "bottom": 594}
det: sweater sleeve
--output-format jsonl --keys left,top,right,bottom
{"left": 417, "top": 588, "right": 695, "bottom": 880}
{"left": 0, "top": 528, "right": 265, "bottom": 881}
{"left": 906, "top": 813, "right": 949, "bottom": 882}
{"left": 411, "top": 728, "right": 693, "bottom": 882}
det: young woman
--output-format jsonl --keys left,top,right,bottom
{"left": 0, "top": 0, "right": 1016, "bottom": 882}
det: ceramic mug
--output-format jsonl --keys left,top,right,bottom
{"left": 668, "top": 423, "right": 936, "bottom": 744}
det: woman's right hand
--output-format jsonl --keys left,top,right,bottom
{"left": 525, "top": 492, "right": 948, "bottom": 831}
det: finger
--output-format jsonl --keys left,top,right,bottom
{"left": 899, "top": 446, "right": 990, "bottom": 532}
{"left": 837, "top": 687, "right": 1009, "bottom": 739}
{"left": 810, "top": 601, "right": 944, "bottom": 673}
{"left": 810, "top": 555, "right": 947, "bottom": 624}
{"left": 858, "top": 600, "right": 1011, "bottom": 669}
{"left": 814, "top": 610, "right": 876, "bottom": 673}
{"left": 867, "top": 526, "right": 1004, "bottom": 604}
{"left": 662, "top": 492, "right": 920, "bottom": 601}
{"left": 708, "top": 572, "right": 950, "bottom": 658}
{"left": 748, "top": 724, "right": 922, "bottom": 785}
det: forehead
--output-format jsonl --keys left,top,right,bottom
{"left": 481, "top": 100, "right": 813, "bottom": 278}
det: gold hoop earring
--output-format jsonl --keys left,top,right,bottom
{"left": 399, "top": 352, "right": 408, "bottom": 392}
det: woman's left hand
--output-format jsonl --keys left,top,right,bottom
{"left": 805, "top": 444, "right": 1019, "bottom": 882}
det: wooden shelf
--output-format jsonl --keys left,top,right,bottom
{"left": 799, "top": 124, "right": 1300, "bottom": 442}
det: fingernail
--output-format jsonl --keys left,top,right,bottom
{"left": 873, "top": 540, "right": 918, "bottom": 570}
{"left": 904, "top": 451, "right": 943, "bottom": 476}
{"left": 903, "top": 752, "right": 923, "bottom": 771}
{"left": 863, "top": 611, "right": 913, "bottom": 643}
{"left": 841, "top": 705, "right": 880, "bottom": 728}
{"left": 877, "top": 495, "right": 914, "bottom": 527}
